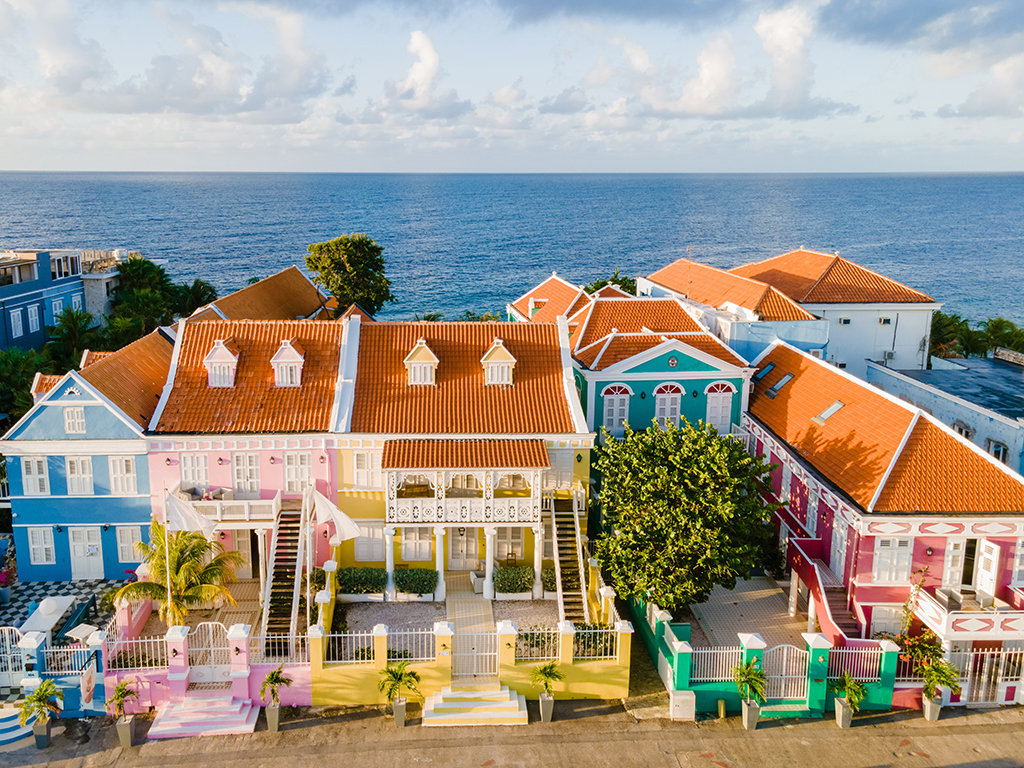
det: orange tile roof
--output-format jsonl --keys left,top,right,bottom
{"left": 339, "top": 304, "right": 375, "bottom": 322}
{"left": 80, "top": 330, "right": 175, "bottom": 428}
{"left": 647, "top": 259, "right": 815, "bottom": 322}
{"left": 750, "top": 343, "right": 1024, "bottom": 513}
{"left": 382, "top": 439, "right": 550, "bottom": 469}
{"left": 80, "top": 350, "right": 114, "bottom": 368}
{"left": 351, "top": 322, "right": 575, "bottom": 434}
{"left": 155, "top": 320, "right": 344, "bottom": 434}
{"left": 509, "top": 275, "right": 585, "bottom": 323}
{"left": 731, "top": 250, "right": 935, "bottom": 304}
{"left": 591, "top": 284, "right": 632, "bottom": 298}
{"left": 576, "top": 333, "right": 746, "bottom": 370}
{"left": 31, "top": 374, "right": 63, "bottom": 397}
{"left": 192, "top": 267, "right": 328, "bottom": 322}
{"left": 569, "top": 298, "right": 705, "bottom": 352}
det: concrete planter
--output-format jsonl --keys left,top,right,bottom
{"left": 116, "top": 715, "right": 135, "bottom": 747}
{"left": 539, "top": 693, "right": 554, "bottom": 723}
{"left": 337, "top": 593, "right": 385, "bottom": 603}
{"left": 266, "top": 703, "right": 281, "bottom": 733}
{"left": 395, "top": 592, "right": 436, "bottom": 602}
{"left": 495, "top": 591, "right": 533, "bottom": 601}
{"left": 923, "top": 695, "right": 942, "bottom": 722}
{"left": 33, "top": 719, "right": 50, "bottom": 749}
{"left": 741, "top": 700, "right": 759, "bottom": 731}
{"left": 835, "top": 698, "right": 853, "bottom": 729}
{"left": 393, "top": 697, "right": 406, "bottom": 728}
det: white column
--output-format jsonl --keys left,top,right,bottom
{"left": 434, "top": 525, "right": 447, "bottom": 601}
{"left": 532, "top": 524, "right": 544, "bottom": 598}
{"left": 807, "top": 590, "right": 817, "bottom": 634}
{"left": 384, "top": 525, "right": 396, "bottom": 600}
{"left": 256, "top": 528, "right": 268, "bottom": 600}
{"left": 483, "top": 526, "right": 497, "bottom": 599}
{"left": 789, "top": 575, "right": 800, "bottom": 618}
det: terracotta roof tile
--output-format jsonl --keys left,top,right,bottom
{"left": 339, "top": 304, "right": 375, "bottom": 322}
{"left": 352, "top": 322, "right": 574, "bottom": 434}
{"left": 510, "top": 275, "right": 585, "bottom": 323}
{"left": 731, "top": 250, "right": 934, "bottom": 304}
{"left": 156, "top": 320, "right": 344, "bottom": 434}
{"left": 647, "top": 259, "right": 815, "bottom": 322}
{"left": 81, "top": 331, "right": 175, "bottom": 428}
{"left": 31, "top": 374, "right": 63, "bottom": 397}
{"left": 591, "top": 284, "right": 633, "bottom": 298}
{"left": 570, "top": 298, "right": 705, "bottom": 351}
{"left": 382, "top": 439, "right": 550, "bottom": 469}
{"left": 579, "top": 333, "right": 746, "bottom": 370}
{"left": 193, "top": 267, "right": 327, "bottom": 322}
{"left": 80, "top": 350, "right": 114, "bottom": 368}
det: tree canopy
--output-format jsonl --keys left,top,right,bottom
{"left": 45, "top": 308, "right": 100, "bottom": 371}
{"left": 305, "top": 234, "right": 397, "bottom": 317}
{"left": 583, "top": 269, "right": 636, "bottom": 296}
{"left": 930, "top": 310, "right": 1024, "bottom": 359}
{"left": 593, "top": 419, "right": 782, "bottom": 610}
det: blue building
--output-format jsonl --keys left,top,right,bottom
{"left": 1, "top": 330, "right": 174, "bottom": 581}
{"left": 1, "top": 250, "right": 90, "bottom": 351}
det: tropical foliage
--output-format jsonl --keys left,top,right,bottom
{"left": 829, "top": 671, "right": 867, "bottom": 712}
{"left": 530, "top": 661, "right": 564, "bottom": 697}
{"left": 18, "top": 680, "right": 63, "bottom": 726}
{"left": 113, "top": 520, "right": 244, "bottom": 627}
{"left": 594, "top": 419, "right": 782, "bottom": 609}
{"left": 260, "top": 665, "right": 293, "bottom": 706}
{"left": 45, "top": 309, "right": 100, "bottom": 371}
{"left": 921, "top": 658, "right": 962, "bottom": 700}
{"left": 377, "top": 661, "right": 422, "bottom": 708}
{"left": 107, "top": 678, "right": 139, "bottom": 721}
{"left": 732, "top": 658, "right": 767, "bottom": 703}
{"left": 584, "top": 269, "right": 636, "bottom": 296}
{"left": 305, "top": 234, "right": 397, "bottom": 317}
{"left": 930, "top": 310, "right": 1024, "bottom": 359}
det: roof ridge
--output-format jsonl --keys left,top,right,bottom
{"left": 508, "top": 273, "right": 581, "bottom": 308}
{"left": 828, "top": 255, "right": 935, "bottom": 302}
{"left": 867, "top": 410, "right": 920, "bottom": 513}
{"left": 797, "top": 254, "right": 841, "bottom": 303}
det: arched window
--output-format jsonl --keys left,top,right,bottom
{"left": 704, "top": 381, "right": 736, "bottom": 434}
{"left": 601, "top": 384, "right": 633, "bottom": 437}
{"left": 653, "top": 383, "right": 683, "bottom": 428}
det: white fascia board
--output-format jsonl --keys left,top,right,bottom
{"left": 748, "top": 339, "right": 784, "bottom": 369}
{"left": 332, "top": 315, "right": 361, "bottom": 433}
{"left": 599, "top": 337, "right": 744, "bottom": 376}
{"left": 148, "top": 316, "right": 187, "bottom": 432}
{"left": 804, "top": 303, "right": 942, "bottom": 312}
{"left": 506, "top": 303, "right": 529, "bottom": 322}
{"left": 558, "top": 315, "right": 589, "bottom": 434}
{"left": 2, "top": 438, "right": 147, "bottom": 456}
{"left": 209, "top": 304, "right": 230, "bottom": 321}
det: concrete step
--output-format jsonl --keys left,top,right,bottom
{"left": 148, "top": 698, "right": 257, "bottom": 739}
{"left": 422, "top": 691, "right": 528, "bottom": 727}
{"left": 441, "top": 685, "right": 508, "bottom": 698}
{"left": 0, "top": 708, "right": 34, "bottom": 745}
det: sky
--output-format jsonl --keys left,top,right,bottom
{"left": 2, "top": 0, "right": 1024, "bottom": 172}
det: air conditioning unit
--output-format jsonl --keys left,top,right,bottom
{"left": 809, "top": 349, "right": 824, "bottom": 359}
{"left": 883, "top": 351, "right": 896, "bottom": 360}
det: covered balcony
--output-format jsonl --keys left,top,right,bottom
{"left": 913, "top": 586, "right": 1024, "bottom": 641}
{"left": 171, "top": 483, "right": 282, "bottom": 525}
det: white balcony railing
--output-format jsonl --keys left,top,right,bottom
{"left": 915, "top": 587, "right": 1024, "bottom": 640}
{"left": 387, "top": 495, "right": 541, "bottom": 524}
{"left": 188, "top": 490, "right": 282, "bottom": 523}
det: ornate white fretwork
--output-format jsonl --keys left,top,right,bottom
{"left": 385, "top": 468, "right": 541, "bottom": 523}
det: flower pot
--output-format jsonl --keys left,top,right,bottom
{"left": 835, "top": 697, "right": 853, "bottom": 729}
{"left": 116, "top": 715, "right": 134, "bottom": 748}
{"left": 393, "top": 697, "right": 406, "bottom": 728}
{"left": 0, "top": 586, "right": 11, "bottom": 604}
{"left": 33, "top": 719, "right": 50, "bottom": 749}
{"left": 922, "top": 695, "right": 942, "bottom": 722}
{"left": 266, "top": 703, "right": 281, "bottom": 733}
{"left": 539, "top": 692, "right": 554, "bottom": 723}
{"left": 741, "top": 700, "right": 759, "bottom": 731}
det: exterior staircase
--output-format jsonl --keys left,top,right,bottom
{"left": 0, "top": 706, "right": 34, "bottom": 745}
{"left": 553, "top": 501, "right": 586, "bottom": 623}
{"left": 147, "top": 696, "right": 258, "bottom": 739}
{"left": 265, "top": 510, "right": 301, "bottom": 636}
{"left": 813, "top": 558, "right": 859, "bottom": 636}
{"left": 422, "top": 685, "right": 528, "bottom": 726}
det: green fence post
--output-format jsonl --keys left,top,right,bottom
{"left": 804, "top": 633, "right": 832, "bottom": 716}
{"left": 738, "top": 632, "right": 766, "bottom": 668}
{"left": 673, "top": 638, "right": 692, "bottom": 690}
{"left": 878, "top": 639, "right": 900, "bottom": 709}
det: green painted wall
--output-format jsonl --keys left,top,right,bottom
{"left": 591, "top": 375, "right": 745, "bottom": 433}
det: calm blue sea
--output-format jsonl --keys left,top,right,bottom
{"left": 1, "top": 172, "right": 1021, "bottom": 324}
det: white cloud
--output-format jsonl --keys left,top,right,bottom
{"left": 538, "top": 86, "right": 588, "bottom": 114}
{"left": 641, "top": 32, "right": 738, "bottom": 117}
{"left": 583, "top": 54, "right": 614, "bottom": 87}
{"left": 367, "top": 30, "right": 472, "bottom": 120}
{"left": 490, "top": 78, "right": 526, "bottom": 106}
{"left": 938, "top": 53, "right": 1024, "bottom": 118}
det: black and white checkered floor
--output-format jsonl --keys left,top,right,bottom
{"left": 0, "top": 579, "right": 125, "bottom": 631}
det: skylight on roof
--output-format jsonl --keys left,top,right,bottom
{"left": 754, "top": 362, "right": 775, "bottom": 381}
{"left": 813, "top": 400, "right": 844, "bottom": 425}
{"left": 765, "top": 373, "right": 794, "bottom": 399}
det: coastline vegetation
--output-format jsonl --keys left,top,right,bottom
{"left": 930, "top": 310, "right": 1024, "bottom": 359}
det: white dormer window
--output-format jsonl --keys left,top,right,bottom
{"left": 404, "top": 338, "right": 439, "bottom": 386}
{"left": 481, "top": 338, "right": 517, "bottom": 387}
{"left": 271, "top": 339, "right": 305, "bottom": 387}
{"left": 204, "top": 339, "right": 239, "bottom": 388}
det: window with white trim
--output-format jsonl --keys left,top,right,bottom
{"left": 66, "top": 457, "right": 93, "bottom": 495}
{"left": 22, "top": 457, "right": 49, "bottom": 495}
{"left": 988, "top": 441, "right": 1009, "bottom": 464}
{"left": 209, "top": 363, "right": 233, "bottom": 387}
{"left": 27, "top": 305, "right": 39, "bottom": 333}
{"left": 117, "top": 526, "right": 143, "bottom": 562}
{"left": 284, "top": 452, "right": 311, "bottom": 493}
{"left": 879, "top": 317, "right": 892, "bottom": 325}
{"left": 705, "top": 382, "right": 735, "bottom": 434}
{"left": 872, "top": 538, "right": 913, "bottom": 583}
{"left": 401, "top": 527, "right": 432, "bottom": 561}
{"left": 354, "top": 452, "right": 383, "bottom": 490}
{"left": 839, "top": 318, "right": 851, "bottom": 326}
{"left": 486, "top": 361, "right": 512, "bottom": 386}
{"left": 1012, "top": 538, "right": 1024, "bottom": 587}
{"left": 180, "top": 453, "right": 209, "bottom": 492}
{"left": 71, "top": 293, "right": 82, "bottom": 311}
{"left": 354, "top": 522, "right": 385, "bottom": 561}
{"left": 602, "top": 384, "right": 630, "bottom": 437}
{"left": 28, "top": 527, "right": 55, "bottom": 565}
{"left": 408, "top": 362, "right": 434, "bottom": 386}
{"left": 870, "top": 606, "right": 902, "bottom": 637}
{"left": 780, "top": 463, "right": 792, "bottom": 502}
{"left": 109, "top": 456, "right": 137, "bottom": 495}
{"left": 52, "top": 298, "right": 63, "bottom": 317}
{"left": 63, "top": 406, "right": 86, "bottom": 434}
{"left": 496, "top": 527, "right": 524, "bottom": 560}
{"left": 654, "top": 383, "right": 682, "bottom": 428}
{"left": 544, "top": 451, "right": 573, "bottom": 490}
{"left": 275, "top": 363, "right": 300, "bottom": 387}
{"left": 10, "top": 309, "right": 22, "bottom": 339}
{"left": 497, "top": 473, "right": 527, "bottom": 490}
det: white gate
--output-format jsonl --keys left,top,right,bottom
{"left": 763, "top": 644, "right": 809, "bottom": 700}
{"left": 188, "top": 622, "right": 231, "bottom": 683}
{"left": 0, "top": 628, "right": 24, "bottom": 687}
{"left": 952, "top": 649, "right": 1024, "bottom": 706}
{"left": 452, "top": 632, "right": 497, "bottom": 679}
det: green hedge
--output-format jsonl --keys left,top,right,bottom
{"left": 541, "top": 567, "right": 557, "bottom": 592}
{"left": 494, "top": 565, "right": 534, "bottom": 594}
{"left": 336, "top": 567, "right": 388, "bottom": 594}
{"left": 394, "top": 568, "right": 439, "bottom": 595}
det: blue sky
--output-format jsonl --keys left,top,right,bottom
{"left": 2, "top": 1, "right": 1023, "bottom": 172}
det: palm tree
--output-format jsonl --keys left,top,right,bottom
{"left": 115, "top": 257, "right": 174, "bottom": 298}
{"left": 101, "top": 315, "right": 145, "bottom": 350}
{"left": 114, "top": 520, "right": 245, "bottom": 628}
{"left": 45, "top": 308, "right": 99, "bottom": 371}
{"left": 377, "top": 661, "right": 422, "bottom": 712}
{"left": 113, "top": 288, "right": 173, "bottom": 333}
{"left": 172, "top": 279, "right": 218, "bottom": 317}
{"left": 981, "top": 316, "right": 1024, "bottom": 353}
{"left": 18, "top": 679, "right": 63, "bottom": 726}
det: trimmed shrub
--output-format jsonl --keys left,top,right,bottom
{"left": 541, "top": 567, "right": 557, "bottom": 592}
{"left": 336, "top": 567, "right": 388, "bottom": 594}
{"left": 494, "top": 565, "right": 534, "bottom": 594}
{"left": 394, "top": 568, "right": 438, "bottom": 595}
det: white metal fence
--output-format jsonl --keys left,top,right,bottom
{"left": 573, "top": 629, "right": 617, "bottom": 660}
{"left": 951, "top": 649, "right": 1024, "bottom": 705}
{"left": 42, "top": 647, "right": 92, "bottom": 675}
{"left": 324, "top": 632, "right": 375, "bottom": 664}
{"left": 828, "top": 648, "right": 883, "bottom": 681}
{"left": 691, "top": 647, "right": 742, "bottom": 682}
{"left": 517, "top": 629, "right": 559, "bottom": 660}
{"left": 251, "top": 634, "right": 309, "bottom": 665}
{"left": 453, "top": 632, "right": 498, "bottom": 677}
{"left": 388, "top": 629, "right": 435, "bottom": 662}
{"left": 895, "top": 656, "right": 924, "bottom": 683}
{"left": 106, "top": 637, "right": 170, "bottom": 670}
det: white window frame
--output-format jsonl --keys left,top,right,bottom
{"left": 872, "top": 538, "right": 913, "bottom": 584}
{"left": 117, "top": 526, "right": 143, "bottom": 562}
{"left": 354, "top": 522, "right": 385, "bottom": 561}
{"left": 109, "top": 456, "right": 138, "bottom": 495}
{"left": 27, "top": 304, "right": 39, "bottom": 333}
{"left": 838, "top": 317, "right": 851, "bottom": 326}
{"left": 63, "top": 406, "right": 86, "bottom": 434}
{"left": 284, "top": 452, "right": 311, "bottom": 493}
{"left": 22, "top": 457, "right": 49, "bottom": 496}
{"left": 780, "top": 463, "right": 792, "bottom": 502}
{"left": 9, "top": 309, "right": 22, "bottom": 339}
{"left": 486, "top": 361, "right": 512, "bottom": 386}
{"left": 806, "top": 489, "right": 819, "bottom": 537}
{"left": 654, "top": 383, "right": 682, "bottom": 428}
{"left": 602, "top": 384, "right": 631, "bottom": 438}
{"left": 209, "top": 363, "right": 233, "bottom": 387}
{"left": 879, "top": 317, "right": 892, "bottom": 325}
{"left": 1012, "top": 538, "right": 1024, "bottom": 587}
{"left": 180, "top": 453, "right": 209, "bottom": 493}
{"left": 496, "top": 527, "right": 524, "bottom": 560}
{"left": 354, "top": 451, "right": 383, "bottom": 490}
{"left": 71, "top": 293, "right": 83, "bottom": 311}
{"left": 66, "top": 456, "right": 93, "bottom": 495}
{"left": 988, "top": 440, "right": 1009, "bottom": 464}
{"left": 544, "top": 451, "right": 573, "bottom": 490}
{"left": 705, "top": 382, "right": 736, "bottom": 434}
{"left": 408, "top": 362, "right": 434, "bottom": 386}
{"left": 275, "top": 363, "right": 300, "bottom": 387}
{"left": 28, "top": 527, "right": 56, "bottom": 565}
{"left": 869, "top": 606, "right": 902, "bottom": 637}
{"left": 52, "top": 298, "right": 63, "bottom": 317}
{"left": 943, "top": 539, "right": 966, "bottom": 588}
{"left": 401, "top": 527, "right": 432, "bottom": 561}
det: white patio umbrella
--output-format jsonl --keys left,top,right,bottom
{"left": 312, "top": 488, "right": 362, "bottom": 542}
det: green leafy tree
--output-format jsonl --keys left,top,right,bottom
{"left": 958, "top": 326, "right": 989, "bottom": 358}
{"left": 305, "top": 234, "right": 397, "bottom": 317}
{"left": 584, "top": 269, "right": 636, "bottom": 296}
{"left": 594, "top": 419, "right": 783, "bottom": 610}
{"left": 113, "top": 519, "right": 245, "bottom": 627}
{"left": 45, "top": 308, "right": 99, "bottom": 371}
{"left": 414, "top": 311, "right": 444, "bottom": 322}
{"left": 930, "top": 311, "right": 969, "bottom": 358}
{"left": 0, "top": 347, "right": 55, "bottom": 424}
{"left": 459, "top": 310, "right": 501, "bottom": 321}
{"left": 113, "top": 288, "right": 173, "bottom": 334}
{"left": 102, "top": 316, "right": 145, "bottom": 350}
{"left": 172, "top": 279, "right": 218, "bottom": 317}
{"left": 114, "top": 256, "right": 174, "bottom": 298}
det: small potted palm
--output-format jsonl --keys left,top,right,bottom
{"left": 920, "top": 659, "right": 961, "bottom": 722}
{"left": 531, "top": 661, "right": 564, "bottom": 723}
{"left": 732, "top": 658, "right": 767, "bottom": 731}
{"left": 829, "top": 671, "right": 866, "bottom": 729}
{"left": 377, "top": 661, "right": 421, "bottom": 727}
{"left": 107, "top": 678, "right": 139, "bottom": 747}
{"left": 260, "top": 665, "right": 293, "bottom": 733}
{"left": 19, "top": 680, "right": 64, "bottom": 749}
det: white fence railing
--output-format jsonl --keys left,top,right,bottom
{"left": 106, "top": 637, "right": 170, "bottom": 670}
{"left": 517, "top": 629, "right": 559, "bottom": 660}
{"left": 574, "top": 629, "right": 617, "bottom": 660}
{"left": 828, "top": 648, "right": 883, "bottom": 681}
{"left": 251, "top": 634, "right": 309, "bottom": 665}
{"left": 691, "top": 647, "right": 742, "bottom": 682}
{"left": 387, "top": 629, "right": 435, "bottom": 662}
{"left": 324, "top": 632, "right": 375, "bottom": 664}
{"left": 42, "top": 647, "right": 93, "bottom": 675}
{"left": 894, "top": 656, "right": 924, "bottom": 683}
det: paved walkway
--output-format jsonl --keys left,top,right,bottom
{"left": 691, "top": 576, "right": 807, "bottom": 648}
{"left": 445, "top": 571, "right": 497, "bottom": 685}
{"left": 445, "top": 572, "right": 495, "bottom": 633}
